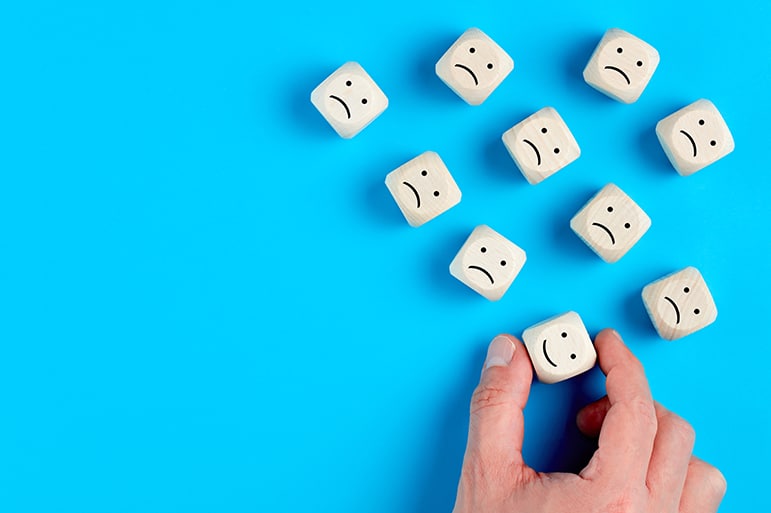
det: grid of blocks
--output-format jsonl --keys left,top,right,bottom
{"left": 311, "top": 27, "right": 732, "bottom": 384}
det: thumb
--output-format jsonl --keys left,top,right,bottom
{"left": 464, "top": 335, "right": 534, "bottom": 476}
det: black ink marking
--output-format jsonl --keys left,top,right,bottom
{"left": 468, "top": 265, "right": 494, "bottom": 284}
{"left": 680, "top": 130, "right": 698, "bottom": 157}
{"left": 454, "top": 63, "right": 478, "bottom": 86}
{"left": 402, "top": 182, "right": 420, "bottom": 208}
{"left": 603, "top": 65, "right": 631, "bottom": 85}
{"left": 522, "top": 139, "right": 541, "bottom": 166}
{"left": 329, "top": 95, "right": 351, "bottom": 119}
{"left": 543, "top": 340, "right": 558, "bottom": 367}
{"left": 664, "top": 296, "right": 681, "bottom": 325}
{"left": 591, "top": 222, "right": 616, "bottom": 245}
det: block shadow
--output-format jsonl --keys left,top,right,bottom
{"left": 427, "top": 229, "right": 478, "bottom": 302}
{"left": 550, "top": 184, "right": 602, "bottom": 263}
{"left": 481, "top": 109, "right": 535, "bottom": 185}
{"left": 285, "top": 65, "right": 339, "bottom": 139}
{"left": 359, "top": 152, "right": 417, "bottom": 228}
{"left": 560, "top": 33, "right": 610, "bottom": 105}
{"left": 412, "top": 32, "right": 468, "bottom": 105}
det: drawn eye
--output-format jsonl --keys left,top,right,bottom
{"left": 710, "top": 140, "right": 717, "bottom": 146}
{"left": 541, "top": 128, "right": 548, "bottom": 134}
{"left": 500, "top": 260, "right": 506, "bottom": 266}
{"left": 624, "top": 223, "right": 631, "bottom": 229}
{"left": 361, "top": 98, "right": 368, "bottom": 104}
{"left": 570, "top": 354, "right": 577, "bottom": 359}
{"left": 636, "top": 60, "right": 643, "bottom": 67}
{"left": 487, "top": 63, "right": 493, "bottom": 69}
{"left": 469, "top": 47, "right": 476, "bottom": 54}
{"left": 607, "top": 206, "right": 614, "bottom": 212}
{"left": 561, "top": 332, "right": 567, "bottom": 338}
{"left": 346, "top": 80, "right": 352, "bottom": 86}
{"left": 699, "top": 119, "right": 705, "bottom": 125}
{"left": 553, "top": 148, "right": 560, "bottom": 154}
{"left": 617, "top": 47, "right": 623, "bottom": 53}
{"left": 480, "top": 247, "right": 487, "bottom": 253}
{"left": 421, "top": 170, "right": 427, "bottom": 176}
{"left": 433, "top": 191, "right": 440, "bottom": 197}
{"left": 684, "top": 287, "right": 690, "bottom": 293}
{"left": 694, "top": 308, "right": 701, "bottom": 315}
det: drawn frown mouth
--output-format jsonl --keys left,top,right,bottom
{"left": 522, "top": 139, "right": 541, "bottom": 166}
{"left": 591, "top": 222, "right": 616, "bottom": 245}
{"left": 603, "top": 65, "right": 631, "bottom": 85}
{"left": 454, "top": 64, "right": 479, "bottom": 86}
{"left": 402, "top": 182, "right": 421, "bottom": 208}
{"left": 680, "top": 130, "right": 698, "bottom": 157}
{"left": 329, "top": 95, "right": 351, "bottom": 119}
{"left": 664, "top": 296, "right": 681, "bottom": 324}
{"left": 468, "top": 265, "right": 494, "bottom": 284}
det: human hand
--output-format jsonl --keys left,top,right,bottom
{"left": 452, "top": 329, "right": 726, "bottom": 513}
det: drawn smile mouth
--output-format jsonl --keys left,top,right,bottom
{"left": 329, "top": 95, "right": 351, "bottom": 119}
{"left": 604, "top": 65, "right": 631, "bottom": 85}
{"left": 468, "top": 265, "right": 494, "bottom": 284}
{"left": 454, "top": 64, "right": 479, "bottom": 86}
{"left": 522, "top": 139, "right": 541, "bottom": 166}
{"left": 680, "top": 130, "right": 698, "bottom": 157}
{"left": 664, "top": 296, "right": 681, "bottom": 324}
{"left": 591, "top": 223, "right": 616, "bottom": 245}
{"left": 402, "top": 181, "right": 421, "bottom": 208}
{"left": 542, "top": 339, "right": 557, "bottom": 367}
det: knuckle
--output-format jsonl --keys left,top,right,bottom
{"left": 601, "top": 490, "right": 644, "bottom": 513}
{"left": 660, "top": 410, "right": 696, "bottom": 445}
{"left": 470, "top": 383, "right": 508, "bottom": 416}
{"left": 627, "top": 396, "right": 657, "bottom": 433}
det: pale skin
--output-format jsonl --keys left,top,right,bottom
{"left": 453, "top": 329, "right": 726, "bottom": 513}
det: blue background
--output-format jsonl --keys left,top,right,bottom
{"left": 1, "top": 1, "right": 769, "bottom": 511}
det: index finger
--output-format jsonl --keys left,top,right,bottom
{"left": 580, "top": 329, "right": 657, "bottom": 486}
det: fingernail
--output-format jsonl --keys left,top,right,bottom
{"left": 610, "top": 329, "right": 623, "bottom": 342}
{"left": 484, "top": 336, "right": 515, "bottom": 370}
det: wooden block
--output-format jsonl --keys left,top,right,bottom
{"left": 449, "top": 225, "right": 526, "bottom": 301}
{"left": 310, "top": 62, "right": 388, "bottom": 139}
{"left": 656, "top": 99, "right": 735, "bottom": 176}
{"left": 522, "top": 311, "right": 596, "bottom": 384}
{"left": 642, "top": 267, "right": 718, "bottom": 340}
{"left": 435, "top": 28, "right": 513, "bottom": 106}
{"left": 384, "top": 151, "right": 461, "bottom": 227}
{"left": 583, "top": 28, "right": 660, "bottom": 104}
{"left": 570, "top": 183, "right": 651, "bottom": 263}
{"left": 501, "top": 107, "right": 580, "bottom": 184}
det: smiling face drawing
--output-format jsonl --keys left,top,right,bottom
{"left": 583, "top": 28, "right": 659, "bottom": 104}
{"left": 656, "top": 99, "right": 735, "bottom": 176}
{"left": 522, "top": 311, "right": 597, "bottom": 384}
{"left": 570, "top": 183, "right": 651, "bottom": 263}
{"left": 310, "top": 62, "right": 388, "bottom": 139}
{"left": 502, "top": 107, "right": 581, "bottom": 184}
{"left": 385, "top": 152, "right": 462, "bottom": 227}
{"left": 642, "top": 267, "right": 718, "bottom": 340}
{"left": 449, "top": 225, "right": 526, "bottom": 301}
{"left": 435, "top": 28, "right": 514, "bottom": 106}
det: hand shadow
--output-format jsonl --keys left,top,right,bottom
{"left": 406, "top": 342, "right": 484, "bottom": 513}
{"left": 524, "top": 368, "right": 605, "bottom": 474}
